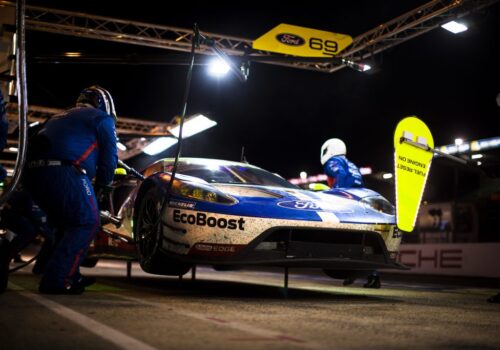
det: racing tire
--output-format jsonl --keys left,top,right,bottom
{"left": 135, "top": 186, "right": 190, "bottom": 276}
{"left": 81, "top": 257, "right": 99, "bottom": 268}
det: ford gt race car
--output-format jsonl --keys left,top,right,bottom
{"left": 89, "top": 158, "right": 406, "bottom": 280}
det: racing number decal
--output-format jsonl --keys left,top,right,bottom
{"left": 253, "top": 23, "right": 352, "bottom": 57}
{"left": 309, "top": 37, "right": 338, "bottom": 56}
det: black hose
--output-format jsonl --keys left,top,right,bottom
{"left": 157, "top": 23, "right": 199, "bottom": 222}
{"left": 0, "top": 0, "right": 28, "bottom": 205}
{"left": 8, "top": 253, "right": 39, "bottom": 273}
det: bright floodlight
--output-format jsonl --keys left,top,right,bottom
{"left": 441, "top": 21, "right": 468, "bottom": 34}
{"left": 454, "top": 138, "right": 463, "bottom": 146}
{"left": 300, "top": 171, "right": 307, "bottom": 180}
{"left": 117, "top": 142, "right": 127, "bottom": 151}
{"left": 208, "top": 57, "right": 230, "bottom": 77}
{"left": 382, "top": 173, "right": 393, "bottom": 179}
{"left": 169, "top": 114, "right": 217, "bottom": 138}
{"left": 471, "top": 154, "right": 483, "bottom": 160}
{"left": 143, "top": 137, "right": 178, "bottom": 156}
{"left": 361, "top": 64, "right": 372, "bottom": 72}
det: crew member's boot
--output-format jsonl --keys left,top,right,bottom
{"left": 363, "top": 272, "right": 381, "bottom": 289}
{"left": 0, "top": 237, "right": 11, "bottom": 293}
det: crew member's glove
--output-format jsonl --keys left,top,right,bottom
{"left": 94, "top": 184, "right": 114, "bottom": 210}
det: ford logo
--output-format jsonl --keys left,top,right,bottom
{"left": 276, "top": 33, "right": 305, "bottom": 46}
{"left": 278, "top": 200, "right": 321, "bottom": 211}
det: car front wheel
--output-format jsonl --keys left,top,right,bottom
{"left": 135, "top": 186, "right": 190, "bottom": 276}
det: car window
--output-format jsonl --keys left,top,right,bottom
{"left": 160, "top": 160, "right": 298, "bottom": 189}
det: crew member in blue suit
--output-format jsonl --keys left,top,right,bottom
{"left": 320, "top": 138, "right": 380, "bottom": 288}
{"left": 25, "top": 85, "right": 118, "bottom": 294}
{"left": 320, "top": 138, "right": 363, "bottom": 189}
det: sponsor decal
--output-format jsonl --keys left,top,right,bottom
{"left": 277, "top": 200, "right": 321, "bottom": 211}
{"left": 189, "top": 243, "right": 245, "bottom": 257}
{"left": 277, "top": 200, "right": 351, "bottom": 214}
{"left": 169, "top": 200, "right": 196, "bottom": 209}
{"left": 82, "top": 178, "right": 92, "bottom": 196}
{"left": 173, "top": 209, "right": 245, "bottom": 230}
{"left": 275, "top": 33, "right": 305, "bottom": 46}
{"left": 398, "top": 248, "right": 462, "bottom": 268}
{"left": 195, "top": 244, "right": 236, "bottom": 253}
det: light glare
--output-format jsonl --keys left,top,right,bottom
{"left": 441, "top": 21, "right": 468, "bottom": 34}
{"left": 170, "top": 114, "right": 217, "bottom": 138}
{"left": 208, "top": 58, "right": 230, "bottom": 77}
{"left": 143, "top": 137, "right": 178, "bottom": 156}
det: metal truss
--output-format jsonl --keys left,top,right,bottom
{"left": 1, "top": 0, "right": 497, "bottom": 73}
{"left": 0, "top": 0, "right": 497, "bottom": 164}
{"left": 5, "top": 104, "right": 175, "bottom": 160}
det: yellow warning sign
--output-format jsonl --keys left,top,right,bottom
{"left": 394, "top": 116, "right": 434, "bottom": 233}
{"left": 252, "top": 23, "right": 352, "bottom": 57}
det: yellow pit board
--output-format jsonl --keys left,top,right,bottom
{"left": 394, "top": 116, "right": 434, "bottom": 233}
{"left": 253, "top": 23, "right": 352, "bottom": 57}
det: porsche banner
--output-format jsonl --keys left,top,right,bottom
{"left": 252, "top": 23, "right": 352, "bottom": 57}
{"left": 394, "top": 116, "right": 434, "bottom": 233}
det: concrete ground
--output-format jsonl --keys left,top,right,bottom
{"left": 1, "top": 260, "right": 500, "bottom": 350}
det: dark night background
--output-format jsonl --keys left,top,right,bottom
{"left": 21, "top": 0, "right": 500, "bottom": 204}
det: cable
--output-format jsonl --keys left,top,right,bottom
{"left": 0, "top": 0, "right": 28, "bottom": 205}
{"left": 8, "top": 253, "right": 38, "bottom": 273}
{"left": 156, "top": 23, "right": 199, "bottom": 228}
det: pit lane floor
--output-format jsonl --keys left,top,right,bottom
{"left": 1, "top": 260, "right": 500, "bottom": 350}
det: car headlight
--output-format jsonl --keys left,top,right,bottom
{"left": 173, "top": 180, "right": 237, "bottom": 205}
{"left": 360, "top": 196, "right": 395, "bottom": 215}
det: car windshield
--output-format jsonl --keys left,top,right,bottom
{"left": 161, "top": 159, "right": 299, "bottom": 189}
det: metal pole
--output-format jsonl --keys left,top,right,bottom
{"left": 126, "top": 261, "right": 132, "bottom": 279}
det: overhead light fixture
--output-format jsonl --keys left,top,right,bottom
{"left": 117, "top": 142, "right": 127, "bottom": 151}
{"left": 143, "top": 137, "right": 178, "bottom": 156}
{"left": 169, "top": 114, "right": 217, "bottom": 138}
{"left": 300, "top": 171, "right": 307, "bottom": 180}
{"left": 208, "top": 57, "right": 230, "bottom": 77}
{"left": 360, "top": 64, "right": 371, "bottom": 72}
{"left": 471, "top": 154, "right": 483, "bottom": 160}
{"left": 454, "top": 138, "right": 463, "bottom": 146}
{"left": 382, "top": 173, "right": 393, "bottom": 179}
{"left": 441, "top": 21, "right": 468, "bottom": 34}
{"left": 64, "top": 52, "right": 82, "bottom": 57}
{"left": 342, "top": 59, "right": 371, "bottom": 72}
{"left": 359, "top": 167, "right": 372, "bottom": 175}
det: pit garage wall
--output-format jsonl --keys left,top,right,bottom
{"left": 390, "top": 243, "right": 500, "bottom": 278}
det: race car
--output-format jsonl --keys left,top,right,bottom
{"left": 88, "top": 157, "right": 406, "bottom": 280}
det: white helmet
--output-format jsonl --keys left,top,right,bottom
{"left": 320, "top": 138, "right": 346, "bottom": 165}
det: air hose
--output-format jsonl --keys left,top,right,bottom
{"left": 0, "top": 0, "right": 28, "bottom": 205}
{"left": 158, "top": 23, "right": 199, "bottom": 222}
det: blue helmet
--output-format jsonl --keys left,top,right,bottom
{"left": 76, "top": 85, "right": 117, "bottom": 122}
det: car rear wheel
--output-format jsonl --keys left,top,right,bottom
{"left": 135, "top": 186, "right": 190, "bottom": 276}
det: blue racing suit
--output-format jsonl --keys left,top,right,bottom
{"left": 25, "top": 106, "right": 117, "bottom": 290}
{"left": 324, "top": 155, "right": 363, "bottom": 188}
